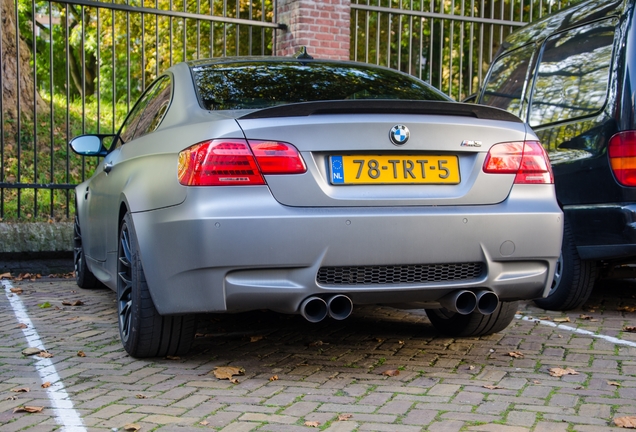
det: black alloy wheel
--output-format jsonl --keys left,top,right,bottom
{"left": 534, "top": 220, "right": 597, "bottom": 311}
{"left": 73, "top": 215, "right": 100, "bottom": 288}
{"left": 117, "top": 212, "right": 197, "bottom": 358}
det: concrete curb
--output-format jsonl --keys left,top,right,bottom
{"left": 0, "top": 222, "right": 73, "bottom": 253}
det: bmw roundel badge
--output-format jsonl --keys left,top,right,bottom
{"left": 389, "top": 124, "right": 410, "bottom": 146}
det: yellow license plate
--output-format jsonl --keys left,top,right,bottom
{"left": 329, "top": 155, "right": 460, "bottom": 184}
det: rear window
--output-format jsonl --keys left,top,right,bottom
{"left": 529, "top": 19, "right": 616, "bottom": 126}
{"left": 190, "top": 60, "right": 450, "bottom": 110}
{"left": 480, "top": 44, "right": 536, "bottom": 116}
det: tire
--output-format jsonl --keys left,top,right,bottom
{"left": 117, "top": 213, "right": 197, "bottom": 358}
{"left": 534, "top": 221, "right": 597, "bottom": 311}
{"left": 73, "top": 215, "right": 100, "bottom": 289}
{"left": 425, "top": 300, "right": 519, "bottom": 337}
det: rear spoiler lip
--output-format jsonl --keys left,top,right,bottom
{"left": 238, "top": 100, "right": 523, "bottom": 123}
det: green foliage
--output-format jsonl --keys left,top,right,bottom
{"left": 1, "top": 94, "right": 127, "bottom": 221}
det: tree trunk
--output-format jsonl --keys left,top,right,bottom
{"left": 2, "top": 0, "right": 48, "bottom": 128}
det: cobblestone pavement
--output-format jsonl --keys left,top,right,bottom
{"left": 2, "top": 277, "right": 636, "bottom": 432}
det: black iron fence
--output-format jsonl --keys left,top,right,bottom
{"left": 0, "top": 0, "right": 279, "bottom": 221}
{"left": 350, "top": 0, "right": 580, "bottom": 101}
{"left": 1, "top": 0, "right": 579, "bottom": 222}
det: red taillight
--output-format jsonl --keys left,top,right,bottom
{"left": 609, "top": 131, "right": 636, "bottom": 186}
{"left": 249, "top": 140, "right": 307, "bottom": 174}
{"left": 177, "top": 139, "right": 306, "bottom": 186}
{"left": 483, "top": 141, "right": 554, "bottom": 184}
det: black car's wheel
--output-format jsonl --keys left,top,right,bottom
{"left": 74, "top": 215, "right": 100, "bottom": 289}
{"left": 534, "top": 221, "right": 597, "bottom": 311}
{"left": 425, "top": 300, "right": 518, "bottom": 337}
{"left": 117, "top": 213, "right": 196, "bottom": 358}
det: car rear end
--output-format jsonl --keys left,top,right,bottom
{"left": 132, "top": 58, "right": 563, "bottom": 321}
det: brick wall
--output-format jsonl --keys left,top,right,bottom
{"left": 275, "top": 0, "right": 350, "bottom": 60}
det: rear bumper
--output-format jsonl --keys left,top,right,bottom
{"left": 130, "top": 185, "right": 563, "bottom": 315}
{"left": 565, "top": 204, "right": 636, "bottom": 261}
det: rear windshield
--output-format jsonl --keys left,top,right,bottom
{"left": 190, "top": 60, "right": 450, "bottom": 110}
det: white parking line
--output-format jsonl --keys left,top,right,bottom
{"left": 516, "top": 314, "right": 636, "bottom": 348}
{"left": 2, "top": 279, "right": 87, "bottom": 431}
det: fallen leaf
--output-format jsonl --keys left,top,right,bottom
{"left": 212, "top": 366, "right": 245, "bottom": 381}
{"left": 123, "top": 424, "right": 141, "bottom": 431}
{"left": 37, "top": 351, "right": 54, "bottom": 358}
{"left": 618, "top": 306, "right": 636, "bottom": 313}
{"left": 615, "top": 416, "right": 636, "bottom": 428}
{"left": 608, "top": 381, "right": 622, "bottom": 387}
{"left": 165, "top": 355, "right": 180, "bottom": 360}
{"left": 61, "top": 300, "right": 84, "bottom": 306}
{"left": 308, "top": 340, "right": 327, "bottom": 347}
{"left": 16, "top": 273, "right": 40, "bottom": 282}
{"left": 41, "top": 382, "right": 51, "bottom": 388}
{"left": 553, "top": 317, "right": 571, "bottom": 323}
{"left": 548, "top": 367, "right": 579, "bottom": 377}
{"left": 304, "top": 421, "right": 320, "bottom": 427}
{"left": 375, "top": 338, "right": 385, "bottom": 342}
{"left": 398, "top": 340, "right": 405, "bottom": 344}
{"left": 590, "top": 319, "right": 599, "bottom": 322}
{"left": 77, "top": 351, "right": 86, "bottom": 357}
{"left": 574, "top": 386, "right": 584, "bottom": 390}
{"left": 382, "top": 369, "right": 400, "bottom": 377}
{"left": 136, "top": 394, "right": 147, "bottom": 399}
{"left": 22, "top": 347, "right": 43, "bottom": 356}
{"left": 624, "top": 326, "right": 636, "bottom": 333}
{"left": 10, "top": 287, "right": 23, "bottom": 294}
{"left": 199, "top": 420, "right": 209, "bottom": 426}
{"left": 338, "top": 414, "right": 352, "bottom": 421}
{"left": 13, "top": 406, "right": 44, "bottom": 413}
{"left": 538, "top": 316, "right": 551, "bottom": 320}
{"left": 38, "top": 302, "right": 51, "bottom": 309}
{"left": 250, "top": 335, "right": 264, "bottom": 342}
{"left": 10, "top": 388, "right": 29, "bottom": 393}
{"left": 508, "top": 351, "right": 524, "bottom": 358}
{"left": 579, "top": 314, "right": 594, "bottom": 320}
{"left": 532, "top": 380, "right": 541, "bottom": 384}
{"left": 17, "top": 323, "right": 27, "bottom": 329}
{"left": 468, "top": 365, "right": 475, "bottom": 370}
{"left": 6, "top": 395, "right": 17, "bottom": 401}
{"left": 483, "top": 385, "right": 503, "bottom": 389}
{"left": 0, "top": 272, "right": 13, "bottom": 279}
{"left": 269, "top": 375, "right": 279, "bottom": 381}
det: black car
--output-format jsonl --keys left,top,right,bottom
{"left": 478, "top": 0, "right": 636, "bottom": 310}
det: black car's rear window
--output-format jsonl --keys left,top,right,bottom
{"left": 190, "top": 60, "right": 449, "bottom": 110}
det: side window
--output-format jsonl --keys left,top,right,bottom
{"left": 480, "top": 44, "right": 536, "bottom": 117}
{"left": 529, "top": 19, "right": 616, "bottom": 127}
{"left": 116, "top": 75, "right": 172, "bottom": 146}
{"left": 135, "top": 76, "right": 172, "bottom": 138}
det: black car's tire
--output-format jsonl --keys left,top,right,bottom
{"left": 534, "top": 221, "right": 597, "bottom": 311}
{"left": 74, "top": 215, "right": 100, "bottom": 289}
{"left": 117, "top": 213, "right": 197, "bottom": 358}
{"left": 425, "top": 300, "right": 519, "bottom": 337}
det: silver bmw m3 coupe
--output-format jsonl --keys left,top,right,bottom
{"left": 70, "top": 54, "right": 563, "bottom": 358}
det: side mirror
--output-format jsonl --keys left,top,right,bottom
{"left": 69, "top": 134, "right": 114, "bottom": 156}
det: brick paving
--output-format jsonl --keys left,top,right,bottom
{"left": 1, "top": 277, "right": 636, "bottom": 431}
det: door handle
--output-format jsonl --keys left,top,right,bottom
{"left": 104, "top": 162, "right": 113, "bottom": 174}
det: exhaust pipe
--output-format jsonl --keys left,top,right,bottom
{"left": 476, "top": 290, "right": 499, "bottom": 315}
{"left": 299, "top": 296, "right": 328, "bottom": 323}
{"left": 327, "top": 295, "right": 353, "bottom": 320}
{"left": 439, "top": 290, "right": 477, "bottom": 315}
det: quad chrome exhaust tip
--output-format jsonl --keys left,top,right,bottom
{"left": 300, "top": 294, "right": 354, "bottom": 322}
{"left": 438, "top": 290, "right": 499, "bottom": 315}
{"left": 327, "top": 294, "right": 353, "bottom": 320}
